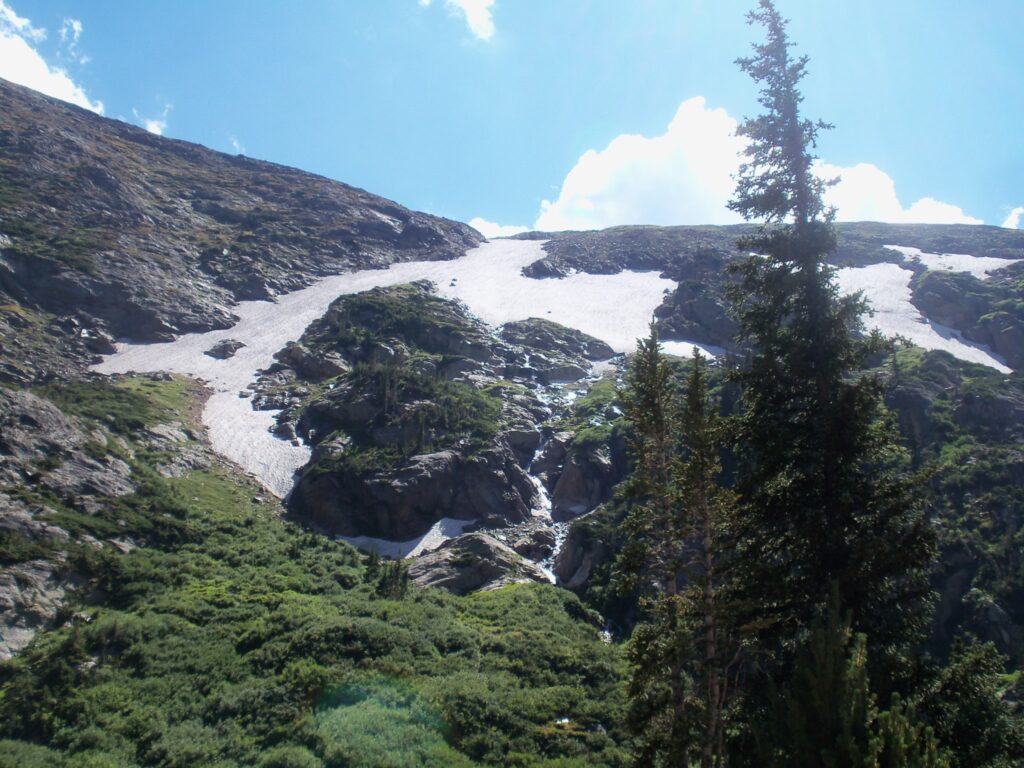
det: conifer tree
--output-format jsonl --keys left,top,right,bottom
{"left": 755, "top": 604, "right": 949, "bottom": 767}
{"left": 620, "top": 333, "right": 738, "bottom": 767}
{"left": 726, "top": 0, "right": 933, "bottom": 667}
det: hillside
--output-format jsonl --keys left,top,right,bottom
{"left": 1, "top": 74, "right": 1024, "bottom": 765}
{"left": 0, "top": 78, "right": 480, "bottom": 383}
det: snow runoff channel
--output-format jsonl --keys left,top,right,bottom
{"left": 94, "top": 239, "right": 680, "bottom": 505}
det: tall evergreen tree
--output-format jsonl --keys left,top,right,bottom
{"left": 726, "top": 0, "right": 933, "bottom": 667}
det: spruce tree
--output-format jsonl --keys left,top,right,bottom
{"left": 727, "top": 0, "right": 933, "bottom": 668}
{"left": 620, "top": 333, "right": 738, "bottom": 767}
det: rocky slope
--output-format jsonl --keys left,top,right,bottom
{"left": 517, "top": 224, "right": 1024, "bottom": 359}
{"left": 3, "top": 66, "right": 1024, "bottom": 667}
{"left": 262, "top": 281, "right": 626, "bottom": 549}
{"left": 0, "top": 77, "right": 480, "bottom": 383}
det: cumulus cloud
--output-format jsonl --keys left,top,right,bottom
{"left": 420, "top": 0, "right": 495, "bottom": 41}
{"left": 536, "top": 97, "right": 746, "bottom": 231}
{"left": 477, "top": 97, "right": 985, "bottom": 234}
{"left": 133, "top": 103, "right": 172, "bottom": 136}
{"left": 816, "top": 161, "right": 983, "bottom": 225}
{"left": 468, "top": 217, "right": 528, "bottom": 238}
{"left": 0, "top": 1, "right": 103, "bottom": 113}
{"left": 1002, "top": 207, "right": 1024, "bottom": 229}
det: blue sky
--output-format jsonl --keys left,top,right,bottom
{"left": 2, "top": 0, "right": 1022, "bottom": 235}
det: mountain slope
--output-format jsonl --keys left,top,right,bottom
{"left": 0, "top": 77, "right": 481, "bottom": 382}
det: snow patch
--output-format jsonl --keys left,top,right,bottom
{"left": 338, "top": 517, "right": 476, "bottom": 559}
{"left": 836, "top": 262, "right": 1011, "bottom": 373}
{"left": 660, "top": 340, "right": 726, "bottom": 358}
{"left": 883, "top": 244, "right": 1016, "bottom": 279}
{"left": 93, "top": 239, "right": 686, "bottom": 500}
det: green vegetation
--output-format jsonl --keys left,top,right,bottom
{"left": 547, "top": 378, "right": 624, "bottom": 460}
{"left": 305, "top": 362, "right": 503, "bottom": 478}
{"left": 311, "top": 283, "right": 492, "bottom": 359}
{"left": 879, "top": 348, "right": 1024, "bottom": 661}
{"left": 296, "top": 284, "right": 507, "bottom": 480}
{"left": 36, "top": 376, "right": 197, "bottom": 434}
{"left": 0, "top": 376, "right": 630, "bottom": 766}
{"left": 0, "top": 216, "right": 113, "bottom": 275}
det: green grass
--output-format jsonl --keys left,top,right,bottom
{"left": 35, "top": 376, "right": 197, "bottom": 435}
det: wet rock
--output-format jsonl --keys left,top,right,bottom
{"left": 408, "top": 533, "right": 550, "bottom": 595}
{"left": 531, "top": 432, "right": 571, "bottom": 492}
{"left": 511, "top": 527, "right": 557, "bottom": 560}
{"left": 552, "top": 449, "right": 617, "bottom": 522}
{"left": 504, "top": 427, "right": 542, "bottom": 467}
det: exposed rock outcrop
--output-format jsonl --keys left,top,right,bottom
{"left": 204, "top": 339, "right": 245, "bottom": 359}
{"left": 291, "top": 447, "right": 537, "bottom": 540}
{"left": 911, "top": 268, "right": 1024, "bottom": 369}
{"left": 408, "top": 533, "right": 550, "bottom": 594}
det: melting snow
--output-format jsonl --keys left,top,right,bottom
{"left": 660, "top": 340, "right": 726, "bottom": 358}
{"left": 884, "top": 244, "right": 1016, "bottom": 279}
{"left": 93, "top": 239, "right": 683, "bottom": 498}
{"left": 836, "top": 262, "right": 1011, "bottom": 373}
{"left": 339, "top": 517, "right": 475, "bottom": 559}
{"left": 93, "top": 236, "right": 1018, "bottom": 512}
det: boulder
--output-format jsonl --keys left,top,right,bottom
{"left": 552, "top": 449, "right": 616, "bottom": 521}
{"left": 276, "top": 341, "right": 348, "bottom": 381}
{"left": 408, "top": 533, "right": 550, "bottom": 595}
{"left": 204, "top": 338, "right": 246, "bottom": 359}
{"left": 511, "top": 527, "right": 557, "bottom": 560}
{"left": 290, "top": 446, "right": 538, "bottom": 540}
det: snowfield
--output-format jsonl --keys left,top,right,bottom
{"left": 94, "top": 239, "right": 677, "bottom": 498}
{"left": 883, "top": 244, "right": 1017, "bottom": 279}
{"left": 94, "top": 238, "right": 1016, "bottom": 509}
{"left": 837, "top": 254, "right": 1012, "bottom": 374}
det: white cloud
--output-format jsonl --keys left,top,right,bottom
{"left": 60, "top": 17, "right": 81, "bottom": 44}
{"left": 535, "top": 97, "right": 746, "bottom": 231}
{"left": 228, "top": 134, "right": 246, "bottom": 154}
{"left": 1002, "top": 207, "right": 1024, "bottom": 229}
{"left": 816, "top": 161, "right": 983, "bottom": 225}
{"left": 502, "top": 97, "right": 984, "bottom": 233}
{"left": 1, "top": 0, "right": 43, "bottom": 42}
{"left": 468, "top": 217, "right": 528, "bottom": 238}
{"left": 0, "top": 1, "right": 102, "bottom": 113}
{"left": 420, "top": 0, "right": 495, "bottom": 41}
{"left": 59, "top": 17, "right": 88, "bottom": 64}
{"left": 133, "top": 103, "right": 172, "bottom": 136}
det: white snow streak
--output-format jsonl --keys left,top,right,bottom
{"left": 93, "top": 239, "right": 678, "bottom": 498}
{"left": 93, "top": 237, "right": 1019, "bottom": 506}
{"left": 339, "top": 517, "right": 476, "bottom": 559}
{"left": 883, "top": 244, "right": 1016, "bottom": 279}
{"left": 836, "top": 262, "right": 1011, "bottom": 373}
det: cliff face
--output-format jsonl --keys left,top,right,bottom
{"left": 0, "top": 77, "right": 481, "bottom": 382}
